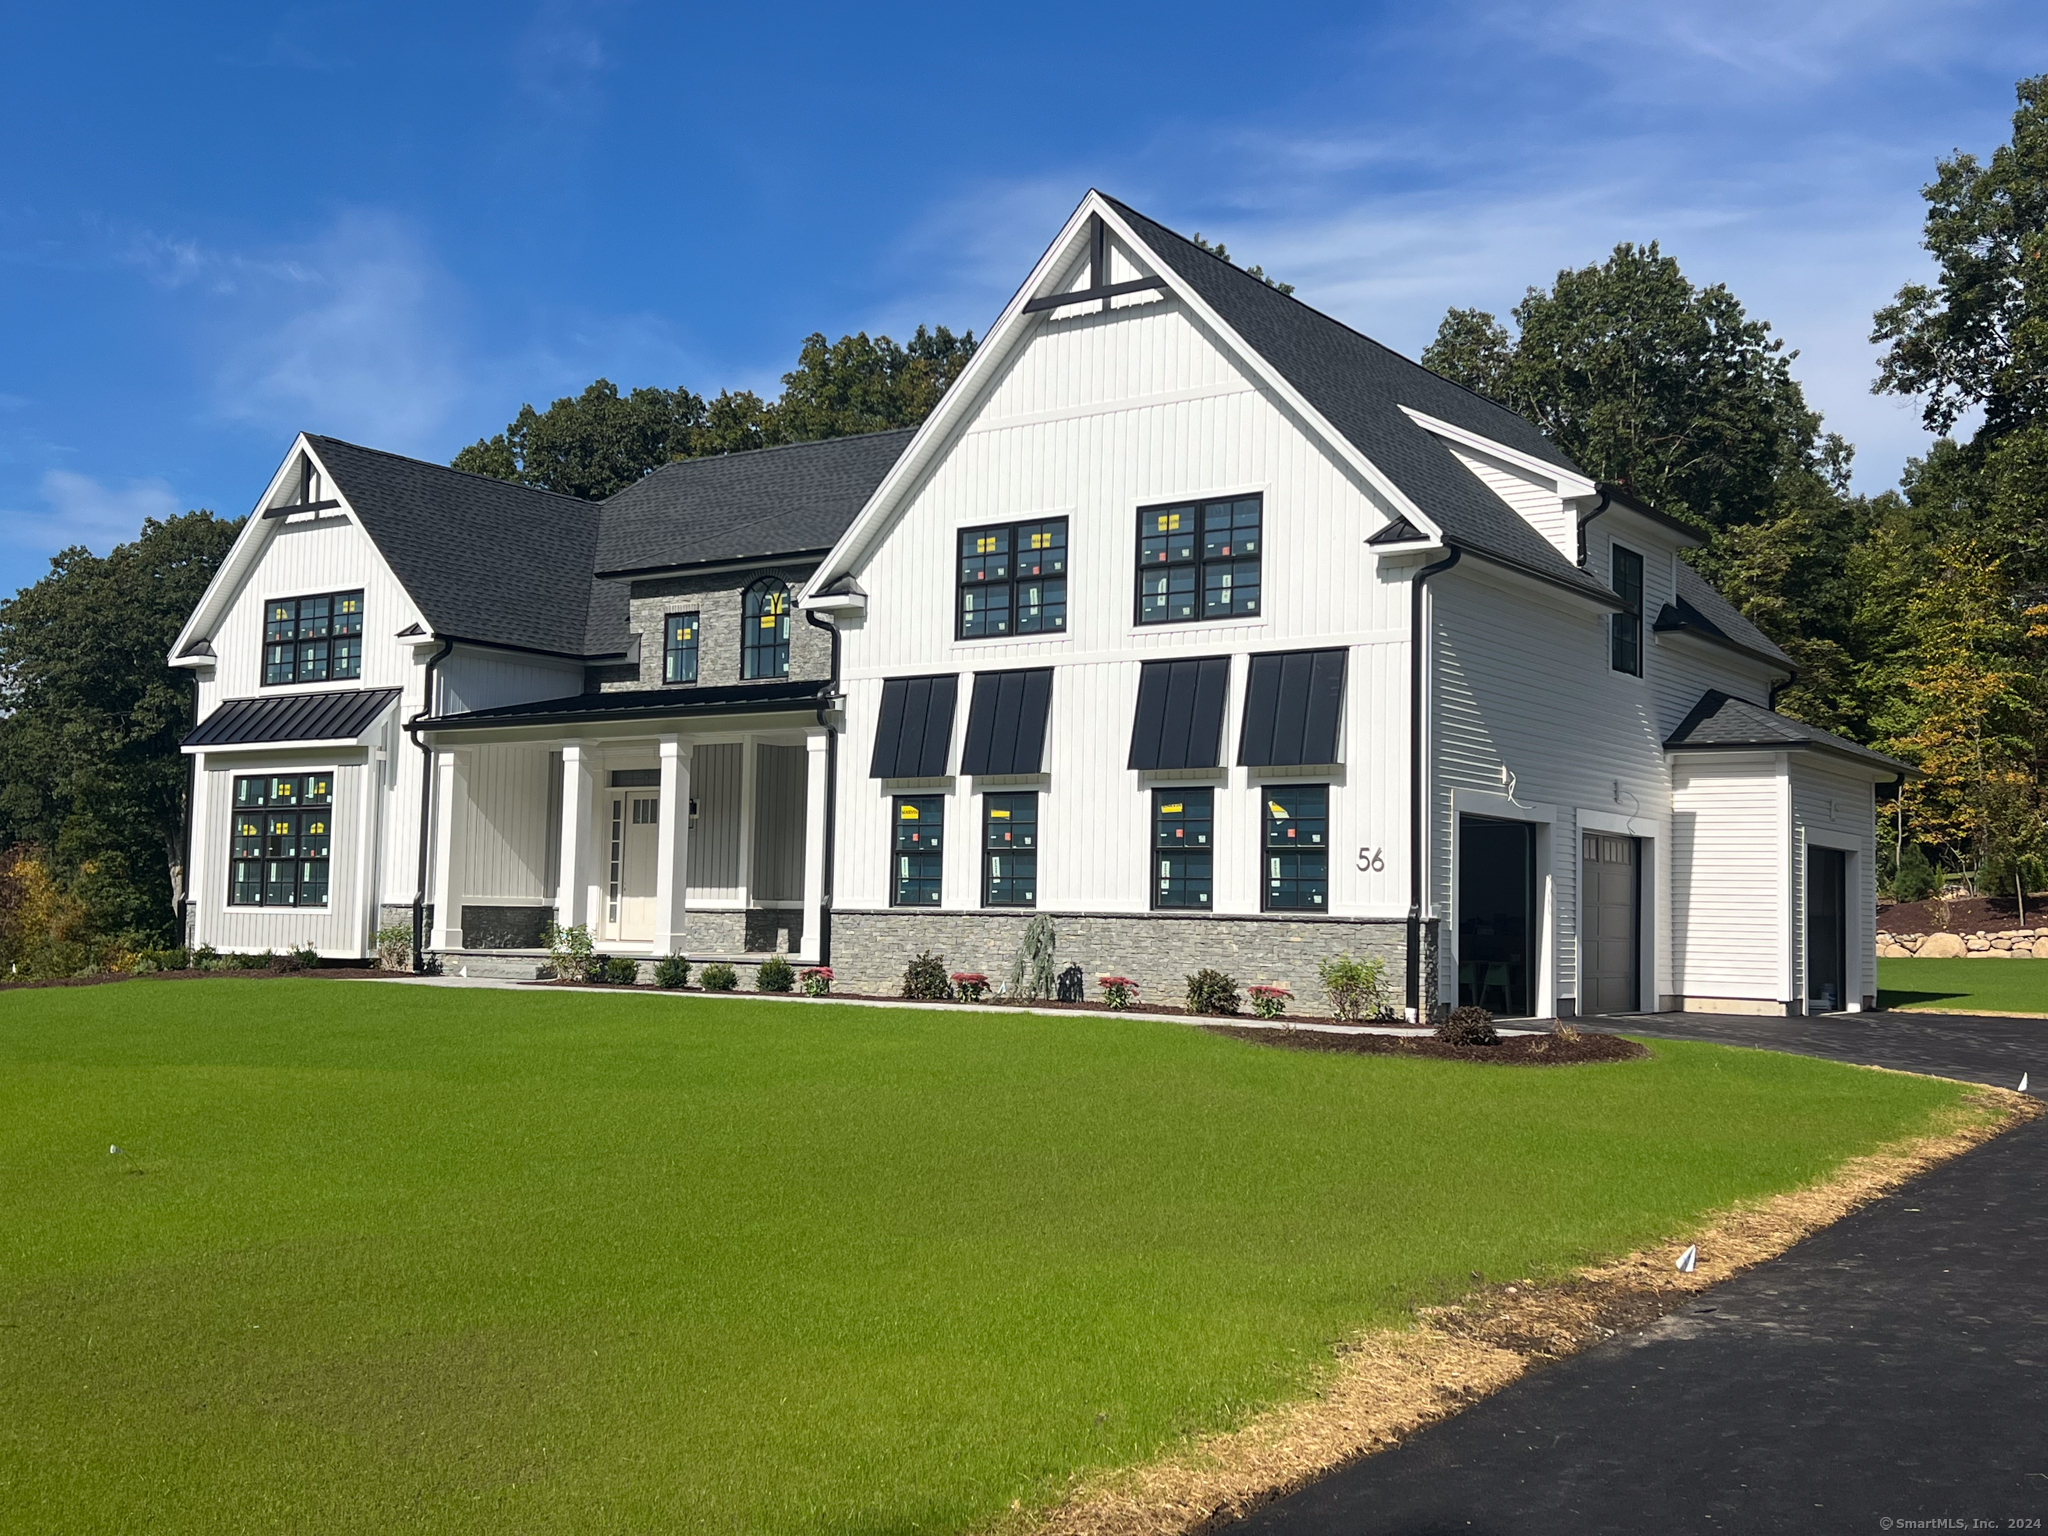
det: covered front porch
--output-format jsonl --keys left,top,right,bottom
{"left": 418, "top": 685, "right": 833, "bottom": 973}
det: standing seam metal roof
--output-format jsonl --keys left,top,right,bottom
{"left": 184, "top": 687, "right": 403, "bottom": 748}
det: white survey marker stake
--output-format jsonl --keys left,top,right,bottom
{"left": 2020, "top": 1073, "right": 2030, "bottom": 1094}
{"left": 1676, "top": 1244, "right": 1698, "bottom": 1274}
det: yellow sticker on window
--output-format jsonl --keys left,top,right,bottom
{"left": 1161, "top": 802, "right": 1183, "bottom": 815}
{"left": 976, "top": 535, "right": 998, "bottom": 554}
{"left": 761, "top": 616, "right": 777, "bottom": 628}
{"left": 1157, "top": 512, "right": 1181, "bottom": 531}
{"left": 899, "top": 805, "right": 919, "bottom": 820}
{"left": 1030, "top": 532, "right": 1050, "bottom": 549}
{"left": 1268, "top": 801, "right": 1288, "bottom": 818}
{"left": 990, "top": 808, "right": 1009, "bottom": 818}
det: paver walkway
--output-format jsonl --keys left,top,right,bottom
{"left": 1226, "top": 1010, "right": 2046, "bottom": 1536}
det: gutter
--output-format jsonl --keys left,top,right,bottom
{"left": 1408, "top": 544, "right": 1462, "bottom": 1019}
{"left": 405, "top": 638, "right": 455, "bottom": 972}
{"left": 1575, "top": 488, "right": 1611, "bottom": 568}
{"left": 805, "top": 606, "right": 842, "bottom": 967}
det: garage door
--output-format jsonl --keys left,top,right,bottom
{"left": 1581, "top": 833, "right": 1638, "bottom": 1015}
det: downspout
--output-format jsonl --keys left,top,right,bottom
{"left": 404, "top": 638, "right": 455, "bottom": 973}
{"left": 1408, "top": 545, "right": 1463, "bottom": 1019}
{"left": 805, "top": 606, "right": 841, "bottom": 967}
{"left": 1575, "top": 488, "right": 1611, "bottom": 568}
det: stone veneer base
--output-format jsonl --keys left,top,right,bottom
{"left": 826, "top": 909, "right": 1412, "bottom": 1020}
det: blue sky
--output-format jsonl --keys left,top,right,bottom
{"left": 3, "top": 1, "right": 2043, "bottom": 596}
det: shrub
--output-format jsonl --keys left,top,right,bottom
{"left": 128, "top": 947, "right": 189, "bottom": 974}
{"left": 603, "top": 956, "right": 639, "bottom": 986}
{"left": 903, "top": 950, "right": 952, "bottom": 1000}
{"left": 654, "top": 953, "right": 691, "bottom": 989}
{"left": 1185, "top": 968, "right": 1241, "bottom": 1016}
{"left": 1055, "top": 963, "right": 1085, "bottom": 1002}
{"left": 545, "top": 921, "right": 595, "bottom": 983}
{"left": 951, "top": 972, "right": 989, "bottom": 1003}
{"left": 1891, "top": 844, "right": 1939, "bottom": 903}
{"left": 1008, "top": 915, "right": 1057, "bottom": 1000}
{"left": 799, "top": 966, "right": 833, "bottom": 997}
{"left": 1550, "top": 1019, "right": 1580, "bottom": 1042}
{"left": 1097, "top": 975, "right": 1139, "bottom": 1011}
{"left": 190, "top": 944, "right": 221, "bottom": 972}
{"left": 756, "top": 954, "right": 796, "bottom": 992}
{"left": 1316, "top": 952, "right": 1389, "bottom": 1022}
{"left": 232, "top": 950, "right": 275, "bottom": 971}
{"left": 700, "top": 962, "right": 738, "bottom": 992}
{"left": 373, "top": 923, "right": 412, "bottom": 971}
{"left": 1247, "top": 984, "right": 1291, "bottom": 1020}
{"left": 277, "top": 944, "right": 318, "bottom": 972}
{"left": 1436, "top": 1005, "right": 1500, "bottom": 1047}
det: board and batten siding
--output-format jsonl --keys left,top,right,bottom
{"left": 686, "top": 742, "right": 744, "bottom": 903}
{"left": 456, "top": 743, "right": 557, "bottom": 903}
{"left": 191, "top": 753, "right": 377, "bottom": 957}
{"left": 1669, "top": 755, "right": 1788, "bottom": 1004}
{"left": 750, "top": 745, "right": 809, "bottom": 902}
{"left": 1790, "top": 760, "right": 1879, "bottom": 1008}
{"left": 832, "top": 286, "right": 1415, "bottom": 922}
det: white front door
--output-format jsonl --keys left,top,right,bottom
{"left": 602, "top": 792, "right": 660, "bottom": 943}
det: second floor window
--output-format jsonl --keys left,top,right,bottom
{"left": 1263, "top": 786, "right": 1329, "bottom": 910}
{"left": 229, "top": 773, "right": 333, "bottom": 907}
{"left": 744, "top": 579, "right": 790, "bottom": 679}
{"left": 1609, "top": 545, "right": 1643, "bottom": 676}
{"left": 958, "top": 518, "right": 1067, "bottom": 639}
{"left": 1137, "top": 496, "right": 1261, "bottom": 625}
{"left": 1152, "top": 788, "right": 1213, "bottom": 909}
{"left": 893, "top": 796, "right": 944, "bottom": 906}
{"left": 264, "top": 590, "right": 363, "bottom": 685}
{"left": 664, "top": 613, "right": 699, "bottom": 683}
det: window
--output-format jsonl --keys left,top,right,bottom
{"left": 743, "top": 580, "right": 790, "bottom": 679}
{"left": 228, "top": 773, "right": 333, "bottom": 906}
{"left": 1263, "top": 786, "right": 1329, "bottom": 910}
{"left": 958, "top": 518, "right": 1067, "bottom": 639}
{"left": 263, "top": 590, "right": 363, "bottom": 685}
{"left": 1137, "top": 496, "right": 1261, "bottom": 625}
{"left": 663, "top": 613, "right": 699, "bottom": 683}
{"left": 1152, "top": 788, "right": 1213, "bottom": 909}
{"left": 1609, "top": 545, "right": 1643, "bottom": 676}
{"left": 892, "top": 796, "right": 945, "bottom": 906}
{"left": 982, "top": 793, "right": 1038, "bottom": 907}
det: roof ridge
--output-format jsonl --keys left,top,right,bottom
{"left": 610, "top": 426, "right": 919, "bottom": 493}
{"left": 303, "top": 433, "right": 595, "bottom": 507}
{"left": 1096, "top": 194, "right": 1550, "bottom": 441}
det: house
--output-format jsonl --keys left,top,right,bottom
{"left": 170, "top": 191, "right": 1907, "bottom": 1017}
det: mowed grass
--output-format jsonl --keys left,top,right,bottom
{"left": 0, "top": 982, "right": 1967, "bottom": 1534}
{"left": 1880, "top": 954, "right": 2048, "bottom": 1015}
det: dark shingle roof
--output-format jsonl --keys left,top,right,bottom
{"left": 594, "top": 430, "right": 914, "bottom": 577}
{"left": 185, "top": 687, "right": 402, "bottom": 748}
{"left": 1654, "top": 564, "right": 1795, "bottom": 671}
{"left": 1664, "top": 690, "right": 1910, "bottom": 774}
{"left": 308, "top": 436, "right": 605, "bottom": 658}
{"left": 424, "top": 679, "right": 832, "bottom": 730}
{"left": 1100, "top": 197, "right": 1618, "bottom": 606}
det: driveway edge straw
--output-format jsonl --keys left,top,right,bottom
{"left": 1003, "top": 1078, "right": 2042, "bottom": 1536}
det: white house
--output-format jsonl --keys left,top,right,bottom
{"left": 170, "top": 191, "right": 1906, "bottom": 1017}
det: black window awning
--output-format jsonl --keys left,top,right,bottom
{"left": 1127, "top": 657, "right": 1231, "bottom": 771}
{"left": 1237, "top": 648, "right": 1346, "bottom": 767}
{"left": 183, "top": 687, "right": 403, "bottom": 749}
{"left": 869, "top": 674, "right": 959, "bottom": 779}
{"left": 960, "top": 668, "right": 1053, "bottom": 776}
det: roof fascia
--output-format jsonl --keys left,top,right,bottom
{"left": 1397, "top": 406, "right": 1597, "bottom": 499}
{"left": 814, "top": 191, "right": 1448, "bottom": 584}
{"left": 1666, "top": 738, "right": 1909, "bottom": 780}
{"left": 1653, "top": 613, "right": 1793, "bottom": 676}
{"left": 593, "top": 549, "right": 829, "bottom": 582}
{"left": 1600, "top": 487, "right": 1709, "bottom": 548}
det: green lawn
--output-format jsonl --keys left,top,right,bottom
{"left": 0, "top": 982, "right": 1969, "bottom": 1534}
{"left": 1880, "top": 955, "right": 2048, "bottom": 1014}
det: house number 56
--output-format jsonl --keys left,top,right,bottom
{"left": 1356, "top": 847, "right": 1385, "bottom": 872}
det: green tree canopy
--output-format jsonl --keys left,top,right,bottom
{"left": 0, "top": 510, "right": 243, "bottom": 943}
{"left": 1422, "top": 243, "right": 1822, "bottom": 530}
{"left": 1873, "top": 73, "right": 2048, "bottom": 439}
{"left": 454, "top": 324, "right": 976, "bottom": 498}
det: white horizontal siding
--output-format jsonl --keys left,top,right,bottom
{"left": 1670, "top": 756, "right": 1787, "bottom": 1001}
{"left": 439, "top": 648, "right": 585, "bottom": 715}
{"left": 1447, "top": 446, "right": 1572, "bottom": 560}
{"left": 1790, "top": 761, "right": 1878, "bottom": 1005}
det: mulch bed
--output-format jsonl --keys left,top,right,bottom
{"left": 1879, "top": 892, "right": 2045, "bottom": 932}
{"left": 1, "top": 967, "right": 399, "bottom": 992}
{"left": 1203, "top": 1024, "right": 1649, "bottom": 1066}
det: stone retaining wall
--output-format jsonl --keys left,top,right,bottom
{"left": 1878, "top": 927, "right": 2048, "bottom": 958}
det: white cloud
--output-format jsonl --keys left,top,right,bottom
{"left": 1, "top": 469, "right": 183, "bottom": 560}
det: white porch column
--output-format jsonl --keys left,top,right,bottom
{"left": 736, "top": 735, "right": 758, "bottom": 905}
{"left": 798, "top": 731, "right": 829, "bottom": 964}
{"left": 428, "top": 748, "right": 469, "bottom": 951}
{"left": 653, "top": 736, "right": 693, "bottom": 955}
{"left": 556, "top": 740, "right": 594, "bottom": 934}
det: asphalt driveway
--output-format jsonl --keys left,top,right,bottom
{"left": 1225, "top": 1010, "right": 2046, "bottom": 1536}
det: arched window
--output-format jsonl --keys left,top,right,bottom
{"left": 743, "top": 578, "right": 791, "bottom": 679}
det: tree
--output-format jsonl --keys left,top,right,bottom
{"left": 453, "top": 325, "right": 977, "bottom": 498}
{"left": 1189, "top": 233, "right": 1294, "bottom": 295}
{"left": 1873, "top": 74, "right": 2048, "bottom": 440}
{"left": 1423, "top": 243, "right": 1822, "bottom": 530}
{"left": 0, "top": 511, "right": 242, "bottom": 944}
